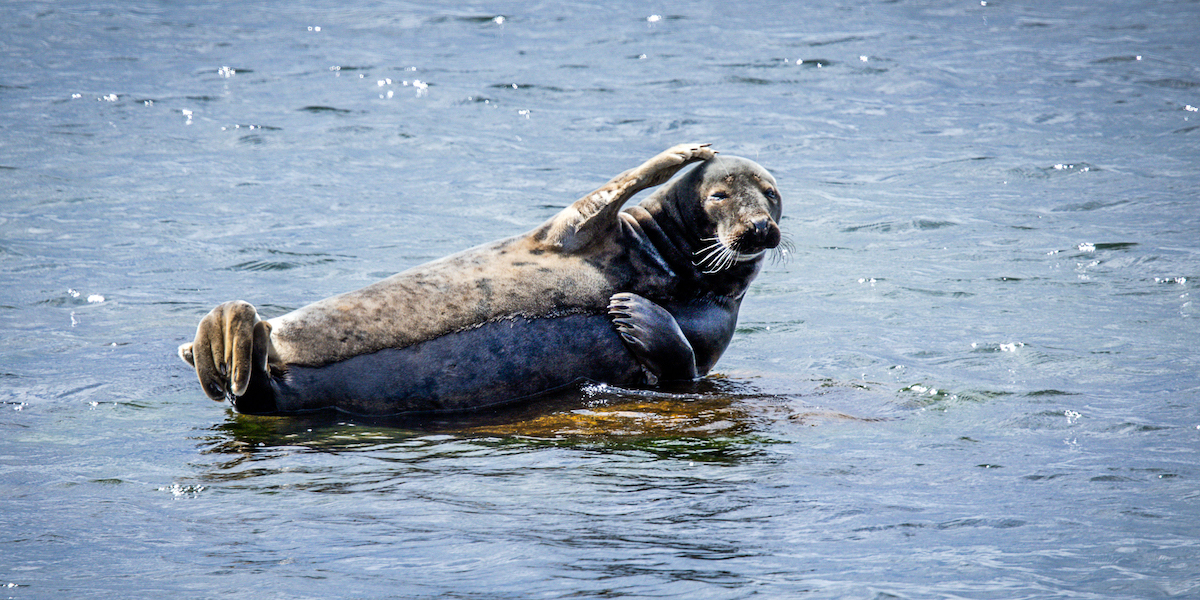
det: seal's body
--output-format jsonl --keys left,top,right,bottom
{"left": 179, "top": 144, "right": 782, "bottom": 417}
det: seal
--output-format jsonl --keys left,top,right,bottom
{"left": 178, "top": 143, "right": 783, "bottom": 417}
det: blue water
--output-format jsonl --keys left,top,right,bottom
{"left": 2, "top": 0, "right": 1199, "bottom": 598}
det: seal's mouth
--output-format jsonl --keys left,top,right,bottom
{"left": 692, "top": 214, "right": 784, "bottom": 274}
{"left": 693, "top": 236, "right": 768, "bottom": 274}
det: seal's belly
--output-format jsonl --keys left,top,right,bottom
{"left": 264, "top": 313, "right": 642, "bottom": 417}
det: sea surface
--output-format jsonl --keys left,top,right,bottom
{"left": 2, "top": 1, "right": 1198, "bottom": 598}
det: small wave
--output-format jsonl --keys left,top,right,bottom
{"left": 1092, "top": 55, "right": 1144, "bottom": 64}
{"left": 1140, "top": 78, "right": 1200, "bottom": 90}
{"left": 300, "top": 105, "right": 352, "bottom": 114}
{"left": 842, "top": 219, "right": 959, "bottom": 233}
{"left": 1008, "top": 162, "right": 1100, "bottom": 180}
{"left": 792, "top": 58, "right": 834, "bottom": 68}
{"left": 1051, "top": 199, "right": 1129, "bottom": 212}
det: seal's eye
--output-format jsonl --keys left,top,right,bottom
{"left": 764, "top": 188, "right": 778, "bottom": 200}
{"left": 707, "top": 191, "right": 729, "bottom": 202}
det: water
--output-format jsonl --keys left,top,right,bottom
{"left": 2, "top": 0, "right": 1199, "bottom": 597}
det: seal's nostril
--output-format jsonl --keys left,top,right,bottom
{"left": 750, "top": 218, "right": 772, "bottom": 243}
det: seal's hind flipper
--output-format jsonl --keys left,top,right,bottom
{"left": 608, "top": 292, "right": 700, "bottom": 385}
{"left": 534, "top": 143, "right": 715, "bottom": 253}
{"left": 184, "top": 300, "right": 270, "bottom": 401}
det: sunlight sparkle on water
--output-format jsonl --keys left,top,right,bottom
{"left": 971, "top": 341, "right": 1025, "bottom": 352}
{"left": 159, "top": 483, "right": 206, "bottom": 499}
{"left": 1054, "top": 163, "right": 1090, "bottom": 172}
{"left": 66, "top": 288, "right": 102, "bottom": 302}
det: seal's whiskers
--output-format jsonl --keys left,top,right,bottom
{"left": 693, "top": 237, "right": 725, "bottom": 273}
{"left": 694, "top": 238, "right": 725, "bottom": 262}
{"left": 694, "top": 235, "right": 745, "bottom": 274}
{"left": 769, "top": 234, "right": 795, "bottom": 266}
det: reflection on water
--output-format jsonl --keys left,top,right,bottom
{"left": 201, "top": 375, "right": 887, "bottom": 459}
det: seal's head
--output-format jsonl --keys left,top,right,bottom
{"left": 650, "top": 155, "right": 782, "bottom": 276}
{"left": 690, "top": 156, "right": 782, "bottom": 273}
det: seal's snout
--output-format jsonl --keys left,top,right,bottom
{"left": 748, "top": 216, "right": 781, "bottom": 249}
{"left": 730, "top": 215, "right": 780, "bottom": 254}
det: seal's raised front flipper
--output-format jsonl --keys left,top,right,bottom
{"left": 608, "top": 292, "right": 700, "bottom": 385}
{"left": 534, "top": 143, "right": 716, "bottom": 253}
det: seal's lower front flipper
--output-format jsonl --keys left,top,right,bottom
{"left": 608, "top": 292, "right": 700, "bottom": 384}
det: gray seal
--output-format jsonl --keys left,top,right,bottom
{"left": 178, "top": 144, "right": 783, "bottom": 417}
